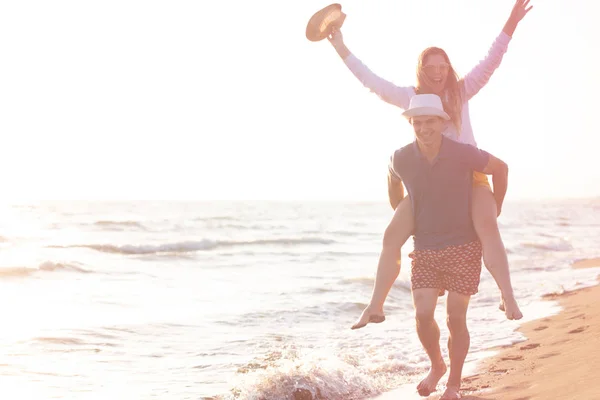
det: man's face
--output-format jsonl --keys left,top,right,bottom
{"left": 411, "top": 115, "right": 444, "bottom": 148}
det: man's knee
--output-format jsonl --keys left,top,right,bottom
{"left": 415, "top": 310, "right": 435, "bottom": 326}
{"left": 446, "top": 312, "right": 467, "bottom": 333}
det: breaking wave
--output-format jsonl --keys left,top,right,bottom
{"left": 47, "top": 238, "right": 336, "bottom": 255}
{"left": 220, "top": 347, "right": 416, "bottom": 400}
{"left": 0, "top": 261, "right": 91, "bottom": 278}
{"left": 93, "top": 220, "right": 147, "bottom": 230}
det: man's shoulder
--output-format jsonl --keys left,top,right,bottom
{"left": 393, "top": 142, "right": 416, "bottom": 161}
{"left": 443, "top": 136, "right": 469, "bottom": 149}
{"left": 390, "top": 143, "right": 416, "bottom": 179}
{"left": 442, "top": 136, "right": 480, "bottom": 155}
{"left": 441, "top": 137, "right": 490, "bottom": 170}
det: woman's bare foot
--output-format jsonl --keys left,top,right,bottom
{"left": 416, "top": 361, "right": 447, "bottom": 396}
{"left": 440, "top": 385, "right": 461, "bottom": 399}
{"left": 499, "top": 296, "right": 523, "bottom": 320}
{"left": 351, "top": 305, "right": 385, "bottom": 330}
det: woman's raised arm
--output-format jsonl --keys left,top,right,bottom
{"left": 328, "top": 29, "right": 413, "bottom": 110}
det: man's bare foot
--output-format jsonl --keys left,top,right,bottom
{"left": 351, "top": 305, "right": 385, "bottom": 330}
{"left": 499, "top": 296, "right": 523, "bottom": 320}
{"left": 440, "top": 385, "right": 461, "bottom": 399}
{"left": 416, "top": 361, "right": 447, "bottom": 396}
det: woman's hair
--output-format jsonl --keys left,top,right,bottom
{"left": 415, "top": 47, "right": 463, "bottom": 133}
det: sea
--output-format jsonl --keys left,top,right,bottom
{"left": 0, "top": 199, "right": 599, "bottom": 400}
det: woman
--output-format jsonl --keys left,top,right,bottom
{"left": 335, "top": 0, "right": 532, "bottom": 327}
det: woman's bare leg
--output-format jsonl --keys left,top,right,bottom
{"left": 351, "top": 196, "right": 415, "bottom": 329}
{"left": 472, "top": 186, "right": 523, "bottom": 320}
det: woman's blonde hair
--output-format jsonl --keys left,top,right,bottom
{"left": 415, "top": 47, "right": 464, "bottom": 133}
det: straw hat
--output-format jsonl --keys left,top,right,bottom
{"left": 306, "top": 4, "right": 346, "bottom": 42}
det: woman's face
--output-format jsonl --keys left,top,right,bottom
{"left": 422, "top": 53, "right": 450, "bottom": 94}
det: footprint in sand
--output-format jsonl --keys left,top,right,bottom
{"left": 519, "top": 343, "right": 541, "bottom": 350}
{"left": 462, "top": 374, "right": 480, "bottom": 383}
{"left": 568, "top": 326, "right": 587, "bottom": 334}
{"left": 533, "top": 325, "right": 548, "bottom": 331}
{"left": 500, "top": 355, "right": 524, "bottom": 361}
{"left": 538, "top": 352, "right": 559, "bottom": 359}
{"left": 568, "top": 313, "right": 586, "bottom": 320}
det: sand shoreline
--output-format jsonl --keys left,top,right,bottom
{"left": 460, "top": 257, "right": 600, "bottom": 400}
{"left": 373, "top": 258, "right": 600, "bottom": 400}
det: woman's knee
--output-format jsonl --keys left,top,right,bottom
{"left": 472, "top": 188, "right": 500, "bottom": 236}
{"left": 382, "top": 224, "right": 403, "bottom": 249}
{"left": 474, "top": 211, "right": 498, "bottom": 237}
{"left": 383, "top": 199, "right": 414, "bottom": 248}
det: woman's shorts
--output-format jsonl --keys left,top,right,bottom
{"left": 472, "top": 171, "right": 491, "bottom": 189}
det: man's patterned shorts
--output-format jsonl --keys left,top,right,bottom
{"left": 409, "top": 240, "right": 483, "bottom": 296}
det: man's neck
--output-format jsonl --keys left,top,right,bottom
{"left": 417, "top": 137, "right": 443, "bottom": 163}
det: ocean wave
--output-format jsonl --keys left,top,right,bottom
{"left": 315, "top": 251, "right": 378, "bottom": 260}
{"left": 340, "top": 276, "right": 411, "bottom": 293}
{"left": 519, "top": 234, "right": 573, "bottom": 251}
{"left": 93, "top": 220, "right": 147, "bottom": 230}
{"left": 224, "top": 348, "right": 414, "bottom": 400}
{"left": 341, "top": 276, "right": 374, "bottom": 285}
{"left": 521, "top": 238, "right": 573, "bottom": 252}
{"left": 31, "top": 334, "right": 119, "bottom": 351}
{"left": 211, "top": 223, "right": 290, "bottom": 231}
{"left": 0, "top": 261, "right": 91, "bottom": 278}
{"left": 232, "top": 298, "right": 408, "bottom": 329}
{"left": 47, "top": 238, "right": 336, "bottom": 255}
{"left": 303, "top": 230, "right": 367, "bottom": 237}
{"left": 38, "top": 261, "right": 91, "bottom": 273}
{"left": 32, "top": 336, "right": 87, "bottom": 346}
{"left": 195, "top": 216, "right": 237, "bottom": 222}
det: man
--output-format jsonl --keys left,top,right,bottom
{"left": 355, "top": 94, "right": 509, "bottom": 400}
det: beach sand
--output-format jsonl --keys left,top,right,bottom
{"left": 374, "top": 258, "right": 600, "bottom": 400}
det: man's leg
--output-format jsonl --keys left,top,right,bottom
{"left": 437, "top": 241, "right": 482, "bottom": 400}
{"left": 412, "top": 288, "right": 447, "bottom": 396}
{"left": 440, "top": 291, "right": 471, "bottom": 400}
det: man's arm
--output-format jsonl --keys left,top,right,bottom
{"left": 387, "top": 163, "right": 405, "bottom": 210}
{"left": 482, "top": 154, "right": 509, "bottom": 216}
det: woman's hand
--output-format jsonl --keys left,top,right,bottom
{"left": 327, "top": 28, "right": 351, "bottom": 59}
{"left": 509, "top": 0, "right": 533, "bottom": 24}
{"left": 327, "top": 28, "right": 344, "bottom": 48}
{"left": 503, "top": 0, "right": 533, "bottom": 37}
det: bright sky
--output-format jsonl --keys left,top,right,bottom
{"left": 1, "top": 0, "right": 598, "bottom": 201}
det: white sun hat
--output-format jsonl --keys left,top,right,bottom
{"left": 401, "top": 94, "right": 450, "bottom": 120}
